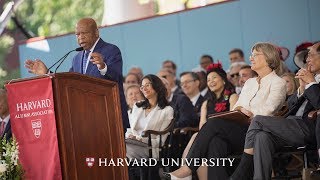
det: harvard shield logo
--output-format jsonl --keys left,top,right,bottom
{"left": 31, "top": 119, "right": 42, "bottom": 138}
{"left": 86, "top": 157, "right": 95, "bottom": 168}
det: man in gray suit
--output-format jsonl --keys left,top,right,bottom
{"left": 231, "top": 42, "right": 320, "bottom": 180}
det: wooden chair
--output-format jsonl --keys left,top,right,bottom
{"left": 130, "top": 118, "right": 176, "bottom": 180}
{"left": 272, "top": 109, "right": 320, "bottom": 180}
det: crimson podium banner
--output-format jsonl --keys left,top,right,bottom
{"left": 6, "top": 77, "right": 62, "bottom": 180}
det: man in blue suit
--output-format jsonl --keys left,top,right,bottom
{"left": 25, "top": 18, "right": 129, "bottom": 132}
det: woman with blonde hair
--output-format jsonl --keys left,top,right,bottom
{"left": 281, "top": 72, "right": 299, "bottom": 97}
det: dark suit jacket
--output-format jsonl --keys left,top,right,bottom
{"left": 286, "top": 84, "right": 320, "bottom": 120}
{"left": 173, "top": 86, "right": 184, "bottom": 96}
{"left": 69, "top": 38, "right": 129, "bottom": 130}
{"left": 1, "top": 120, "right": 12, "bottom": 141}
{"left": 194, "top": 95, "right": 205, "bottom": 114}
{"left": 286, "top": 84, "right": 320, "bottom": 142}
{"left": 170, "top": 94, "right": 199, "bottom": 128}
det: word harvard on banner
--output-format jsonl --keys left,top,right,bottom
{"left": 16, "top": 99, "right": 51, "bottom": 112}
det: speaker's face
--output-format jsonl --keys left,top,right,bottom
{"left": 306, "top": 43, "right": 320, "bottom": 74}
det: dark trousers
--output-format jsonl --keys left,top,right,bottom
{"left": 316, "top": 116, "right": 320, "bottom": 164}
{"left": 186, "top": 118, "right": 248, "bottom": 180}
{"left": 244, "top": 115, "right": 315, "bottom": 180}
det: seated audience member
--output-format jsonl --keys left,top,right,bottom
{"left": 229, "top": 48, "right": 245, "bottom": 64}
{"left": 125, "top": 84, "right": 144, "bottom": 115}
{"left": 229, "top": 62, "right": 248, "bottom": 94}
{"left": 128, "top": 66, "right": 144, "bottom": 80}
{"left": 0, "top": 89, "right": 12, "bottom": 140}
{"left": 123, "top": 73, "right": 141, "bottom": 91}
{"left": 158, "top": 68, "right": 183, "bottom": 96}
{"left": 125, "top": 73, "right": 141, "bottom": 85}
{"left": 200, "top": 55, "right": 214, "bottom": 72}
{"left": 162, "top": 60, "right": 178, "bottom": 77}
{"left": 230, "top": 42, "right": 320, "bottom": 180}
{"left": 126, "top": 74, "right": 173, "bottom": 159}
{"left": 180, "top": 72, "right": 205, "bottom": 115}
{"left": 164, "top": 42, "right": 287, "bottom": 180}
{"left": 194, "top": 70, "right": 210, "bottom": 99}
{"left": 162, "top": 60, "right": 180, "bottom": 86}
{"left": 281, "top": 72, "right": 299, "bottom": 98}
{"left": 238, "top": 65, "right": 258, "bottom": 91}
{"left": 161, "top": 78, "right": 199, "bottom": 128}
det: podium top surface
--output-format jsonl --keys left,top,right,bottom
{"left": 5, "top": 72, "right": 116, "bottom": 86}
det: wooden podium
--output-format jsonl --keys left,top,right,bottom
{"left": 8, "top": 72, "right": 128, "bottom": 180}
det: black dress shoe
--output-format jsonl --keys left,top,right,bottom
{"left": 310, "top": 169, "right": 320, "bottom": 178}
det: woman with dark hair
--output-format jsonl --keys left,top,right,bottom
{"left": 199, "top": 63, "right": 238, "bottom": 128}
{"left": 126, "top": 74, "right": 174, "bottom": 159}
{"left": 165, "top": 64, "right": 238, "bottom": 180}
{"left": 164, "top": 42, "right": 287, "bottom": 180}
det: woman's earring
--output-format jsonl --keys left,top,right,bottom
{"left": 223, "top": 81, "right": 226, "bottom": 85}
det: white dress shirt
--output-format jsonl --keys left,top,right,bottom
{"left": 0, "top": 115, "right": 10, "bottom": 132}
{"left": 84, "top": 38, "right": 107, "bottom": 75}
{"left": 233, "top": 71, "right": 286, "bottom": 116}
{"left": 190, "top": 93, "right": 201, "bottom": 106}
{"left": 127, "top": 103, "right": 174, "bottom": 159}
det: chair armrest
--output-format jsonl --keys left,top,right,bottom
{"left": 308, "top": 109, "right": 320, "bottom": 121}
{"left": 180, "top": 127, "right": 199, "bottom": 134}
{"left": 141, "top": 119, "right": 175, "bottom": 137}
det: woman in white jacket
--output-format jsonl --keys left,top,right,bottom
{"left": 126, "top": 74, "right": 174, "bottom": 159}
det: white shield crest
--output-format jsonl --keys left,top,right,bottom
{"left": 31, "top": 119, "right": 42, "bottom": 138}
{"left": 86, "top": 157, "right": 95, "bottom": 168}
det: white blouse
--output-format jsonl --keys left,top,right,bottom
{"left": 127, "top": 103, "right": 174, "bottom": 159}
{"left": 232, "top": 71, "right": 286, "bottom": 116}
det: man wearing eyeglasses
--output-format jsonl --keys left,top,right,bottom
{"left": 229, "top": 62, "right": 248, "bottom": 94}
{"left": 180, "top": 72, "right": 205, "bottom": 116}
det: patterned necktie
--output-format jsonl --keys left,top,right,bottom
{"left": 0, "top": 121, "right": 5, "bottom": 136}
{"left": 82, "top": 50, "right": 90, "bottom": 74}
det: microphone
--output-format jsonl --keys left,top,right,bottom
{"left": 46, "top": 47, "right": 83, "bottom": 73}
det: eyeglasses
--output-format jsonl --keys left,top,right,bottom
{"left": 230, "top": 73, "right": 240, "bottom": 78}
{"left": 307, "top": 52, "right": 320, "bottom": 59}
{"left": 250, "top": 53, "right": 264, "bottom": 59}
{"left": 140, "top": 83, "right": 152, "bottom": 91}
{"left": 180, "top": 80, "right": 195, "bottom": 86}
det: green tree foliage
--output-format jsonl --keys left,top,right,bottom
{"left": 15, "top": 0, "right": 104, "bottom": 36}
{"left": 0, "top": 0, "right": 104, "bottom": 87}
{"left": 0, "top": 34, "right": 17, "bottom": 88}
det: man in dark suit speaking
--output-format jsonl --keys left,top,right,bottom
{"left": 24, "top": 18, "right": 129, "bottom": 132}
